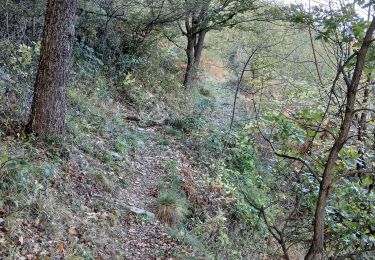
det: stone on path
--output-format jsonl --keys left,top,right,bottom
{"left": 127, "top": 205, "right": 155, "bottom": 219}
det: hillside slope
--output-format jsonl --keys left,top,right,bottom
{"left": 1, "top": 51, "right": 255, "bottom": 259}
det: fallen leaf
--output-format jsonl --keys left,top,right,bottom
{"left": 59, "top": 242, "right": 65, "bottom": 253}
{"left": 4, "top": 136, "right": 14, "bottom": 141}
{"left": 68, "top": 227, "right": 77, "bottom": 235}
{"left": 67, "top": 163, "right": 74, "bottom": 176}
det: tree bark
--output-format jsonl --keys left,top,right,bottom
{"left": 358, "top": 86, "right": 369, "bottom": 142}
{"left": 194, "top": 30, "right": 206, "bottom": 67}
{"left": 183, "top": 34, "right": 196, "bottom": 88}
{"left": 182, "top": 0, "right": 210, "bottom": 88}
{"left": 183, "top": 30, "right": 207, "bottom": 88}
{"left": 305, "top": 17, "right": 375, "bottom": 260}
{"left": 26, "top": 0, "right": 78, "bottom": 137}
{"left": 5, "top": 0, "right": 9, "bottom": 39}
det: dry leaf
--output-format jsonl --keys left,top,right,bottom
{"left": 59, "top": 242, "right": 65, "bottom": 253}
{"left": 4, "top": 136, "right": 14, "bottom": 141}
{"left": 68, "top": 227, "right": 77, "bottom": 235}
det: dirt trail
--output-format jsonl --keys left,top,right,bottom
{"left": 199, "top": 54, "right": 252, "bottom": 131}
{"left": 116, "top": 126, "right": 193, "bottom": 259}
{"left": 116, "top": 55, "right": 232, "bottom": 259}
{"left": 115, "top": 53, "right": 252, "bottom": 259}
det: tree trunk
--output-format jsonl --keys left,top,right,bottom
{"left": 358, "top": 86, "right": 369, "bottom": 142}
{"left": 183, "top": 34, "right": 196, "bottom": 88}
{"left": 26, "top": 0, "right": 77, "bottom": 137}
{"left": 32, "top": 16, "right": 36, "bottom": 41}
{"left": 183, "top": 31, "right": 207, "bottom": 88}
{"left": 194, "top": 30, "right": 206, "bottom": 67}
{"left": 357, "top": 84, "right": 369, "bottom": 175}
{"left": 305, "top": 17, "right": 375, "bottom": 260}
{"left": 5, "top": 0, "right": 9, "bottom": 39}
{"left": 182, "top": 0, "right": 209, "bottom": 89}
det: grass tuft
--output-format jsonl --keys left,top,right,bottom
{"left": 155, "top": 190, "right": 187, "bottom": 226}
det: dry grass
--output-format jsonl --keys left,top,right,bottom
{"left": 155, "top": 190, "right": 187, "bottom": 226}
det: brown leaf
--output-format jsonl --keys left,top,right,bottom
{"left": 59, "top": 242, "right": 65, "bottom": 253}
{"left": 68, "top": 227, "right": 78, "bottom": 235}
{"left": 4, "top": 135, "right": 14, "bottom": 141}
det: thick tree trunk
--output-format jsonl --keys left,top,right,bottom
{"left": 26, "top": 0, "right": 77, "bottom": 137}
{"left": 305, "top": 150, "right": 338, "bottom": 260}
{"left": 305, "top": 17, "right": 375, "bottom": 260}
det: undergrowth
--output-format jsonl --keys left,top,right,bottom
{"left": 0, "top": 35, "right": 273, "bottom": 259}
{"left": 0, "top": 46, "right": 193, "bottom": 258}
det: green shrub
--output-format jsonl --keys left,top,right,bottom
{"left": 165, "top": 126, "right": 183, "bottom": 138}
{"left": 114, "top": 139, "right": 127, "bottom": 154}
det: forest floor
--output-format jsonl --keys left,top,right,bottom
{"left": 0, "top": 52, "right": 253, "bottom": 259}
{"left": 115, "top": 123, "right": 193, "bottom": 259}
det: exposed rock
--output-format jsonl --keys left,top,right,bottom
{"left": 110, "top": 151, "right": 123, "bottom": 160}
{"left": 127, "top": 205, "right": 155, "bottom": 219}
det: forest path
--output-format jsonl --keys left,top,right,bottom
{"left": 198, "top": 53, "right": 252, "bottom": 132}
{"left": 199, "top": 54, "right": 234, "bottom": 131}
{"left": 117, "top": 53, "right": 240, "bottom": 259}
{"left": 117, "top": 125, "right": 193, "bottom": 259}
